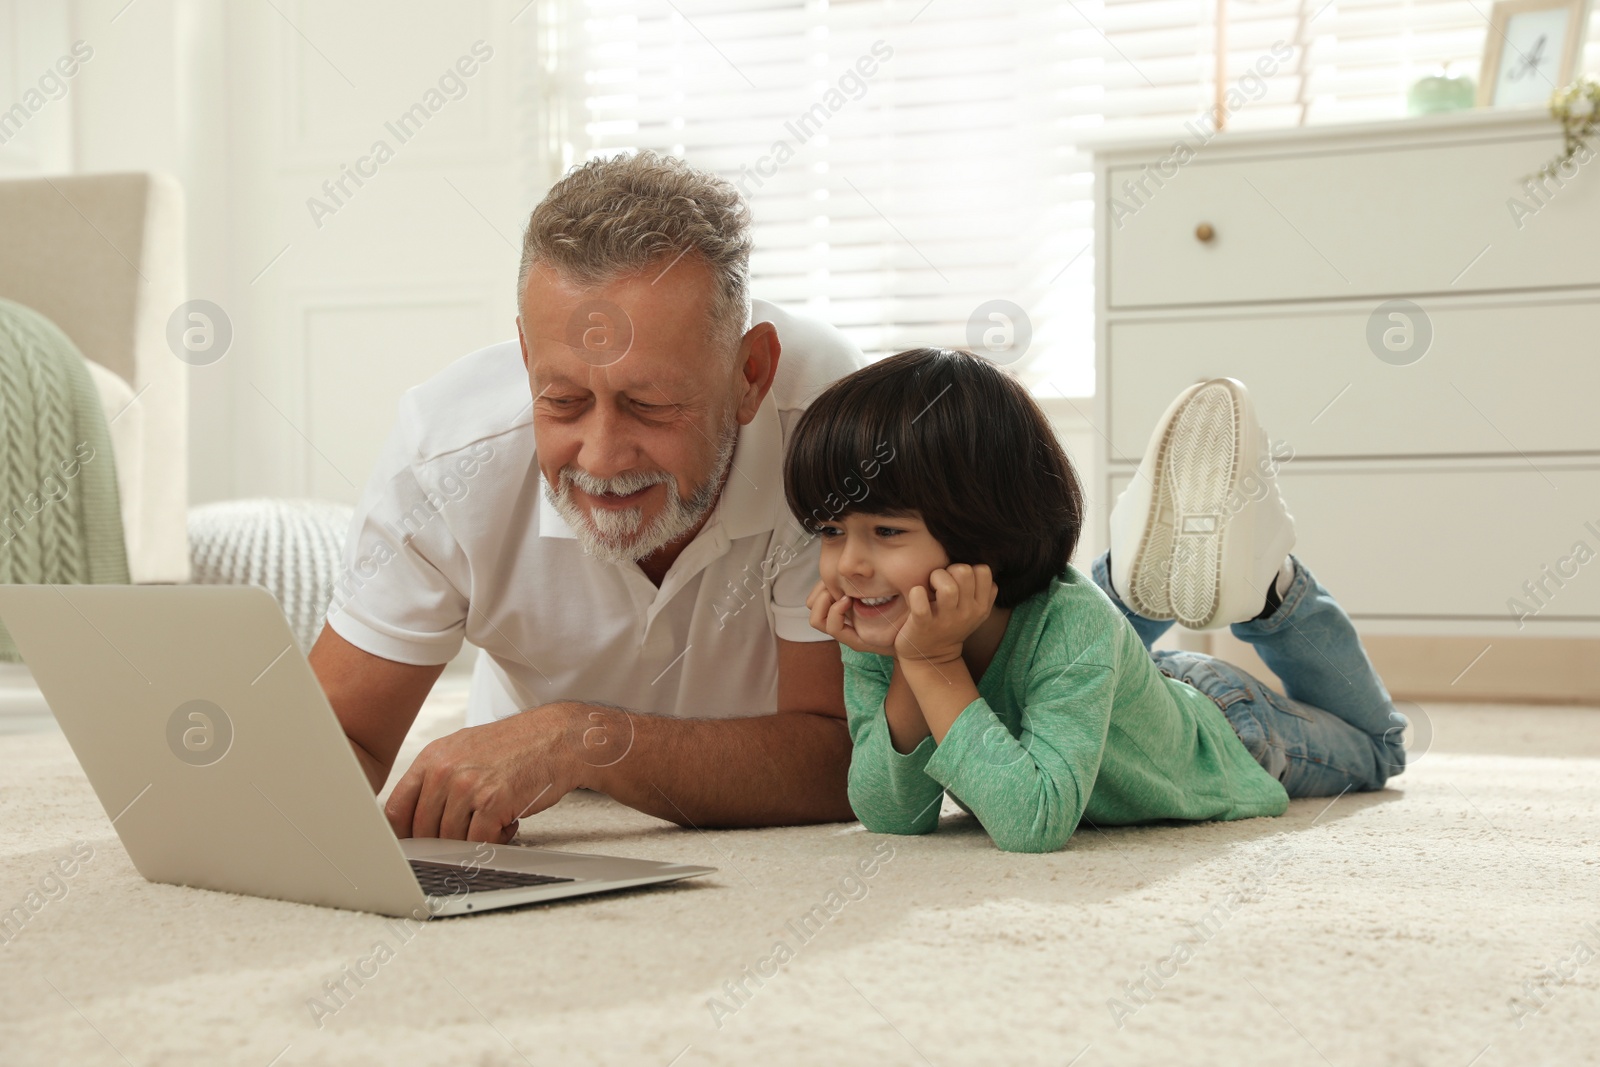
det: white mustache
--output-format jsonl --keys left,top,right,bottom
{"left": 561, "top": 466, "right": 673, "bottom": 497}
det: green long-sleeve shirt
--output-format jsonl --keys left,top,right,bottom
{"left": 841, "top": 564, "right": 1290, "bottom": 853}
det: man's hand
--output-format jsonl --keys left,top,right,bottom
{"left": 384, "top": 702, "right": 592, "bottom": 842}
{"left": 807, "top": 579, "right": 898, "bottom": 656}
{"left": 894, "top": 563, "right": 998, "bottom": 666}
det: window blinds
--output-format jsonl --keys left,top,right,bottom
{"left": 529, "top": 0, "right": 1600, "bottom": 394}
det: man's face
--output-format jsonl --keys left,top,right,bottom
{"left": 519, "top": 257, "right": 743, "bottom": 563}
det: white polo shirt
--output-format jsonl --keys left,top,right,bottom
{"left": 326, "top": 300, "right": 864, "bottom": 727}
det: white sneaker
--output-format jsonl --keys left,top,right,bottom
{"left": 1109, "top": 378, "right": 1296, "bottom": 630}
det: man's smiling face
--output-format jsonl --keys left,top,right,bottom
{"left": 519, "top": 255, "right": 745, "bottom": 565}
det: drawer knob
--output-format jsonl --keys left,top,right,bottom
{"left": 1195, "top": 222, "right": 1215, "bottom": 243}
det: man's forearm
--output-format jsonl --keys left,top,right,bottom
{"left": 574, "top": 704, "right": 855, "bottom": 827}
{"left": 350, "top": 738, "right": 389, "bottom": 794}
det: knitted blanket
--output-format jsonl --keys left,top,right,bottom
{"left": 0, "top": 298, "right": 129, "bottom": 661}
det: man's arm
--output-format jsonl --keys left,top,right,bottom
{"left": 381, "top": 636, "right": 856, "bottom": 841}
{"left": 309, "top": 624, "right": 447, "bottom": 794}
{"left": 581, "top": 636, "right": 855, "bottom": 828}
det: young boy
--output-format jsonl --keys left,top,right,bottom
{"left": 785, "top": 350, "right": 1407, "bottom": 853}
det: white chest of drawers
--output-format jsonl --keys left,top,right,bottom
{"left": 1090, "top": 108, "right": 1600, "bottom": 642}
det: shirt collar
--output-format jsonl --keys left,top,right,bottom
{"left": 536, "top": 389, "right": 783, "bottom": 542}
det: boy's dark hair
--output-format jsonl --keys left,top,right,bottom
{"left": 783, "top": 348, "right": 1084, "bottom": 609}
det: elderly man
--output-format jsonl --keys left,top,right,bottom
{"left": 310, "top": 152, "right": 864, "bottom": 843}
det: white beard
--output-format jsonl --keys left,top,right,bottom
{"left": 544, "top": 417, "right": 739, "bottom": 565}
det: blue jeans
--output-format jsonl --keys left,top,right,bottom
{"left": 1090, "top": 552, "right": 1407, "bottom": 797}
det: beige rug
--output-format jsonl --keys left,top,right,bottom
{"left": 2, "top": 680, "right": 1597, "bottom": 1066}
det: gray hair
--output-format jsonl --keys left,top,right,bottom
{"left": 518, "top": 151, "right": 754, "bottom": 353}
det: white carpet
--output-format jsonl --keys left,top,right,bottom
{"left": 2, "top": 680, "right": 1597, "bottom": 1067}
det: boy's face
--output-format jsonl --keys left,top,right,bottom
{"left": 816, "top": 511, "right": 950, "bottom": 646}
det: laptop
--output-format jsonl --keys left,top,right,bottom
{"left": 0, "top": 583, "right": 715, "bottom": 918}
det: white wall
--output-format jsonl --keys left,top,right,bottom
{"left": 0, "top": 2, "right": 77, "bottom": 176}
{"left": 58, "top": 0, "right": 527, "bottom": 505}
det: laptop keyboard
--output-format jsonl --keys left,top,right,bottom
{"left": 409, "top": 859, "right": 575, "bottom": 896}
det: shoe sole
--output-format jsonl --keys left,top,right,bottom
{"left": 1126, "top": 382, "right": 1241, "bottom": 629}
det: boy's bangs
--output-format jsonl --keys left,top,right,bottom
{"left": 784, "top": 387, "right": 913, "bottom": 532}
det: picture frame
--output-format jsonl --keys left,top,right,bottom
{"left": 1477, "top": 0, "right": 1593, "bottom": 107}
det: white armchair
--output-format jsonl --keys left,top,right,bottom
{"left": 0, "top": 172, "right": 190, "bottom": 583}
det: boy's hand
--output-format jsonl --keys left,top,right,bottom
{"left": 807, "top": 580, "right": 898, "bottom": 657}
{"left": 894, "top": 564, "right": 998, "bottom": 666}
